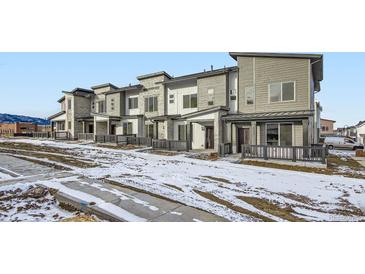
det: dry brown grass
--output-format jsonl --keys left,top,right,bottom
{"left": 149, "top": 150, "right": 179, "bottom": 156}
{"left": 164, "top": 184, "right": 184, "bottom": 192}
{"left": 241, "top": 155, "right": 365, "bottom": 179}
{"left": 0, "top": 143, "right": 97, "bottom": 168}
{"left": 96, "top": 144, "right": 142, "bottom": 150}
{"left": 237, "top": 196, "right": 306, "bottom": 222}
{"left": 202, "top": 176, "right": 232, "bottom": 184}
{"left": 193, "top": 189, "right": 274, "bottom": 222}
{"left": 61, "top": 215, "right": 98, "bottom": 222}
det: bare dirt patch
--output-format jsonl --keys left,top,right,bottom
{"left": 202, "top": 176, "right": 232, "bottom": 184}
{"left": 241, "top": 155, "right": 365, "bottom": 179}
{"left": 148, "top": 150, "right": 179, "bottom": 156}
{"left": 237, "top": 196, "right": 306, "bottom": 222}
{"left": 164, "top": 184, "right": 184, "bottom": 192}
{"left": 96, "top": 144, "right": 143, "bottom": 150}
{"left": 193, "top": 189, "right": 274, "bottom": 222}
{"left": 0, "top": 147, "right": 97, "bottom": 169}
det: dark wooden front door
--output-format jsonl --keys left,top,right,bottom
{"left": 88, "top": 124, "right": 94, "bottom": 133}
{"left": 205, "top": 127, "right": 214, "bottom": 149}
{"left": 237, "top": 128, "right": 250, "bottom": 153}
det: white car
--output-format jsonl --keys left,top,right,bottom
{"left": 324, "top": 136, "right": 364, "bottom": 150}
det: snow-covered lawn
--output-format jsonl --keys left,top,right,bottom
{"left": 1, "top": 138, "right": 365, "bottom": 222}
{"left": 0, "top": 182, "right": 75, "bottom": 222}
{"left": 0, "top": 171, "right": 12, "bottom": 180}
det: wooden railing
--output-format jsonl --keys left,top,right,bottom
{"left": 219, "top": 143, "right": 232, "bottom": 156}
{"left": 78, "top": 133, "right": 94, "bottom": 141}
{"left": 152, "top": 139, "right": 189, "bottom": 152}
{"left": 241, "top": 144, "right": 327, "bottom": 164}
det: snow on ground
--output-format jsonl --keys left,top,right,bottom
{"left": 1, "top": 138, "right": 365, "bottom": 221}
{"left": 0, "top": 171, "right": 12, "bottom": 180}
{"left": 0, "top": 182, "right": 75, "bottom": 222}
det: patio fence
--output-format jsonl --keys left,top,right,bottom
{"left": 241, "top": 144, "right": 327, "bottom": 164}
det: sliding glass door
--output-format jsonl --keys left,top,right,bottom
{"left": 266, "top": 123, "right": 293, "bottom": 146}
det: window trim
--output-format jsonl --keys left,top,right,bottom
{"left": 144, "top": 96, "right": 158, "bottom": 112}
{"left": 128, "top": 97, "right": 139, "bottom": 109}
{"left": 265, "top": 122, "right": 294, "bottom": 146}
{"left": 207, "top": 88, "right": 214, "bottom": 106}
{"left": 268, "top": 81, "right": 296, "bottom": 103}
{"left": 245, "top": 86, "right": 255, "bottom": 105}
{"left": 182, "top": 93, "right": 198, "bottom": 109}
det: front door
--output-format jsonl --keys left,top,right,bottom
{"left": 205, "top": 127, "right": 214, "bottom": 149}
{"left": 237, "top": 128, "right": 250, "bottom": 153}
{"left": 88, "top": 124, "right": 94, "bottom": 133}
{"left": 111, "top": 125, "right": 116, "bottom": 135}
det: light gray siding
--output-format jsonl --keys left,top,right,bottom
{"left": 197, "top": 74, "right": 228, "bottom": 111}
{"left": 237, "top": 56, "right": 310, "bottom": 113}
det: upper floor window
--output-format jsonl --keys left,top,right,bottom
{"left": 269, "top": 81, "right": 295, "bottom": 103}
{"left": 183, "top": 94, "right": 197, "bottom": 109}
{"left": 169, "top": 94, "right": 175, "bottom": 104}
{"left": 111, "top": 98, "right": 115, "bottom": 111}
{"left": 230, "top": 89, "right": 237, "bottom": 101}
{"left": 144, "top": 96, "right": 158, "bottom": 112}
{"left": 207, "top": 88, "right": 214, "bottom": 105}
{"left": 67, "top": 99, "right": 72, "bottom": 110}
{"left": 128, "top": 97, "right": 138, "bottom": 109}
{"left": 245, "top": 87, "right": 254, "bottom": 105}
{"left": 98, "top": 101, "right": 106, "bottom": 113}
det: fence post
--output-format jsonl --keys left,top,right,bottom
{"left": 241, "top": 145, "right": 245, "bottom": 159}
{"left": 292, "top": 147, "right": 297, "bottom": 162}
{"left": 321, "top": 145, "right": 326, "bottom": 164}
{"left": 186, "top": 140, "right": 189, "bottom": 152}
{"left": 263, "top": 145, "right": 268, "bottom": 160}
{"left": 167, "top": 140, "right": 171, "bottom": 151}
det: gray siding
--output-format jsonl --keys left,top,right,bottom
{"left": 197, "top": 74, "right": 228, "bottom": 111}
{"left": 139, "top": 75, "right": 169, "bottom": 119}
{"left": 238, "top": 56, "right": 310, "bottom": 113}
{"left": 106, "top": 92, "right": 121, "bottom": 116}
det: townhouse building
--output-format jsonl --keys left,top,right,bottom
{"left": 49, "top": 52, "right": 323, "bottom": 153}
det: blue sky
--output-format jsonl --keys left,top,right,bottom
{"left": 0, "top": 52, "right": 363, "bottom": 127}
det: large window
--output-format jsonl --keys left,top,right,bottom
{"left": 183, "top": 94, "right": 197, "bottom": 109}
{"left": 123, "top": 122, "right": 133, "bottom": 135}
{"left": 178, "top": 125, "right": 186, "bottom": 141}
{"left": 67, "top": 99, "right": 72, "bottom": 110}
{"left": 144, "top": 97, "right": 158, "bottom": 112}
{"left": 266, "top": 123, "right": 293, "bottom": 146}
{"left": 245, "top": 87, "right": 254, "bottom": 105}
{"left": 207, "top": 88, "right": 214, "bottom": 105}
{"left": 145, "top": 124, "right": 154, "bottom": 138}
{"left": 269, "top": 81, "right": 295, "bottom": 103}
{"left": 128, "top": 97, "right": 138, "bottom": 109}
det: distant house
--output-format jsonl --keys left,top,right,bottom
{"left": 320, "top": 118, "right": 335, "bottom": 135}
{"left": 0, "top": 122, "right": 38, "bottom": 135}
{"left": 335, "top": 125, "right": 357, "bottom": 140}
{"left": 356, "top": 121, "right": 365, "bottom": 144}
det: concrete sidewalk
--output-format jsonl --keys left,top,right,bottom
{"left": 0, "top": 154, "right": 226, "bottom": 222}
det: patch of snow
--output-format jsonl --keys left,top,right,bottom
{"left": 2, "top": 138, "right": 365, "bottom": 222}
{"left": 170, "top": 211, "right": 183, "bottom": 216}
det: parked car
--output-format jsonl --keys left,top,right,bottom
{"left": 324, "top": 136, "right": 364, "bottom": 150}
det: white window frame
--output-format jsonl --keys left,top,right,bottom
{"left": 265, "top": 122, "right": 294, "bottom": 146}
{"left": 207, "top": 88, "right": 214, "bottom": 105}
{"left": 268, "top": 81, "right": 296, "bottom": 103}
{"left": 245, "top": 86, "right": 255, "bottom": 105}
{"left": 128, "top": 96, "right": 138, "bottom": 109}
